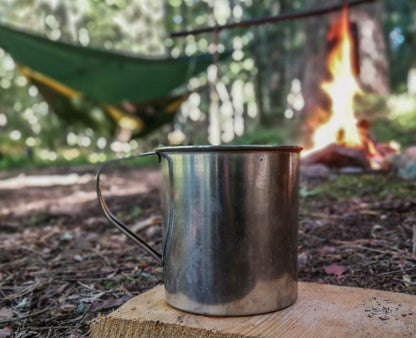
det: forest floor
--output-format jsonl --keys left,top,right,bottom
{"left": 0, "top": 163, "right": 415, "bottom": 337}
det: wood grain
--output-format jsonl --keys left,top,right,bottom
{"left": 90, "top": 282, "right": 416, "bottom": 337}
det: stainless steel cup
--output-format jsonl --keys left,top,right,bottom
{"left": 97, "top": 145, "right": 302, "bottom": 316}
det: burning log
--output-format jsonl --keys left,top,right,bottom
{"left": 301, "top": 119, "right": 398, "bottom": 171}
{"left": 301, "top": 143, "right": 370, "bottom": 170}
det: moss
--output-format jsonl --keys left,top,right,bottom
{"left": 302, "top": 174, "right": 416, "bottom": 204}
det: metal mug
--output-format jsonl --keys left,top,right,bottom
{"left": 96, "top": 145, "right": 302, "bottom": 316}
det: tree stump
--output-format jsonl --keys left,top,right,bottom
{"left": 90, "top": 282, "right": 416, "bottom": 338}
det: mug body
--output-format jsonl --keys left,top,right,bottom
{"left": 157, "top": 145, "right": 301, "bottom": 316}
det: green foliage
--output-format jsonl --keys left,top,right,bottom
{"left": 0, "top": 0, "right": 167, "bottom": 169}
{"left": 373, "top": 119, "right": 416, "bottom": 149}
{"left": 165, "top": 0, "right": 309, "bottom": 145}
{"left": 231, "top": 123, "right": 293, "bottom": 146}
{"left": 355, "top": 93, "right": 416, "bottom": 148}
{"left": 383, "top": 0, "right": 415, "bottom": 93}
{"left": 0, "top": 149, "right": 90, "bottom": 171}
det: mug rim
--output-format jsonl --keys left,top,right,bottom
{"left": 156, "top": 145, "right": 303, "bottom": 153}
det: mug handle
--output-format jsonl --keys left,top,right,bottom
{"left": 96, "top": 152, "right": 163, "bottom": 264}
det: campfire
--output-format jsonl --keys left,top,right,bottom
{"left": 302, "top": 6, "right": 399, "bottom": 170}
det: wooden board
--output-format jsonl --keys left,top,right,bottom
{"left": 90, "top": 282, "right": 416, "bottom": 338}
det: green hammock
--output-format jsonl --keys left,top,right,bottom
{"left": 0, "top": 24, "right": 220, "bottom": 135}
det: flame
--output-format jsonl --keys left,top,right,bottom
{"left": 302, "top": 6, "right": 399, "bottom": 169}
{"left": 309, "top": 6, "right": 362, "bottom": 152}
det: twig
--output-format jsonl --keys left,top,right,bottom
{"left": 393, "top": 278, "right": 416, "bottom": 286}
{"left": 336, "top": 242, "right": 416, "bottom": 261}
{"left": 59, "top": 267, "right": 134, "bottom": 281}
{"left": 27, "top": 325, "right": 82, "bottom": 330}
{"left": 298, "top": 231, "right": 326, "bottom": 243}
{"left": 170, "top": 0, "right": 379, "bottom": 37}
{"left": 0, "top": 257, "right": 30, "bottom": 270}
{"left": 130, "top": 215, "right": 162, "bottom": 233}
{"left": 307, "top": 212, "right": 340, "bottom": 219}
{"left": 3, "top": 280, "right": 49, "bottom": 301}
{"left": 376, "top": 267, "right": 416, "bottom": 276}
{"left": 77, "top": 281, "right": 97, "bottom": 291}
{"left": 333, "top": 242, "right": 394, "bottom": 256}
{"left": 0, "top": 307, "right": 50, "bottom": 325}
{"left": 88, "top": 248, "right": 112, "bottom": 267}
{"left": 28, "top": 266, "right": 135, "bottom": 280}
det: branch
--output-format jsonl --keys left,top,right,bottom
{"left": 170, "top": 0, "right": 379, "bottom": 38}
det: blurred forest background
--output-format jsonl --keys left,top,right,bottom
{"left": 0, "top": 0, "right": 415, "bottom": 170}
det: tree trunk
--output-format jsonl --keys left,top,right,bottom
{"left": 353, "top": 2, "right": 390, "bottom": 94}
{"left": 299, "top": 0, "right": 331, "bottom": 148}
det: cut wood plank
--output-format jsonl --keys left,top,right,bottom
{"left": 90, "top": 282, "right": 416, "bottom": 338}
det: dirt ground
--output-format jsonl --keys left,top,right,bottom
{"left": 0, "top": 163, "right": 415, "bottom": 337}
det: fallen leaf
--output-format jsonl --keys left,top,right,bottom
{"left": 317, "top": 246, "right": 337, "bottom": 255}
{"left": 297, "top": 252, "right": 309, "bottom": 268}
{"left": 90, "top": 295, "right": 132, "bottom": 312}
{"left": 68, "top": 334, "right": 86, "bottom": 338}
{"left": 16, "top": 298, "right": 30, "bottom": 310}
{"left": 0, "top": 327, "right": 13, "bottom": 338}
{"left": 324, "top": 265, "right": 347, "bottom": 276}
{"left": 60, "top": 303, "right": 77, "bottom": 312}
{"left": 77, "top": 303, "right": 87, "bottom": 313}
{"left": 402, "top": 274, "right": 414, "bottom": 285}
{"left": 73, "top": 254, "right": 83, "bottom": 262}
{"left": 0, "top": 307, "right": 13, "bottom": 320}
{"left": 79, "top": 291, "right": 105, "bottom": 303}
{"left": 60, "top": 232, "right": 74, "bottom": 241}
{"left": 67, "top": 294, "right": 80, "bottom": 301}
{"left": 48, "top": 283, "right": 68, "bottom": 297}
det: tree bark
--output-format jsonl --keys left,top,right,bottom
{"left": 299, "top": 0, "right": 332, "bottom": 148}
{"left": 353, "top": 2, "right": 390, "bottom": 94}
